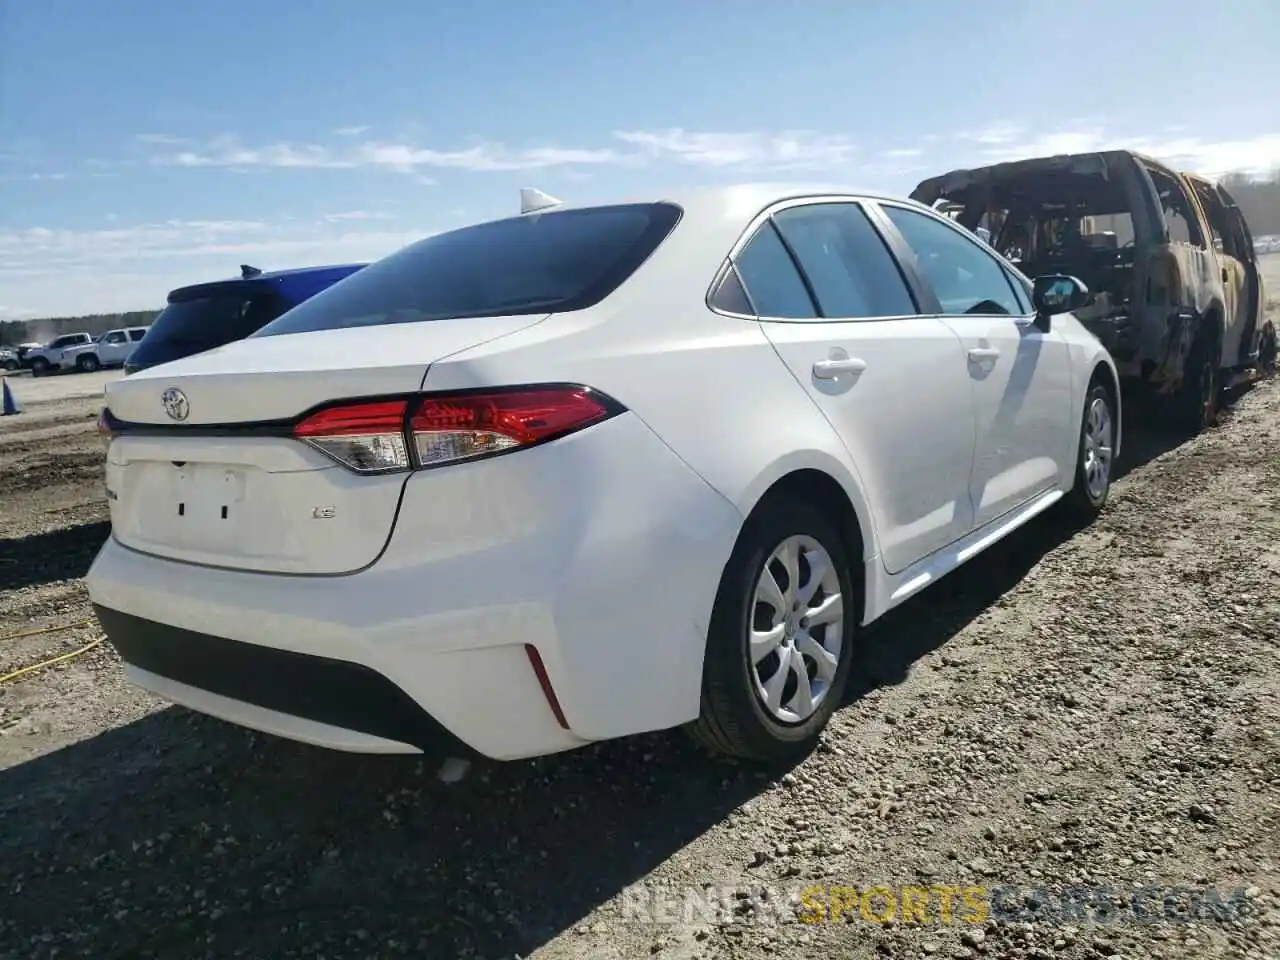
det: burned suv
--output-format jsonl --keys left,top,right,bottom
{"left": 913, "top": 150, "right": 1272, "bottom": 433}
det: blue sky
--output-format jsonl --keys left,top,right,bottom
{"left": 2, "top": 0, "right": 1278, "bottom": 320}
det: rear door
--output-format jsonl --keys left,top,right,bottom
{"left": 1187, "top": 177, "right": 1252, "bottom": 361}
{"left": 874, "top": 201, "right": 1075, "bottom": 527}
{"left": 1214, "top": 182, "right": 1264, "bottom": 364}
{"left": 733, "top": 199, "right": 977, "bottom": 574}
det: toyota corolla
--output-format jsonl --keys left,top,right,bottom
{"left": 87, "top": 185, "right": 1120, "bottom": 763}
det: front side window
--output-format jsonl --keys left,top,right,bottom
{"left": 51, "top": 335, "right": 84, "bottom": 349}
{"left": 771, "top": 203, "right": 917, "bottom": 319}
{"left": 732, "top": 222, "right": 817, "bottom": 319}
{"left": 256, "top": 203, "right": 682, "bottom": 337}
{"left": 881, "top": 205, "right": 1025, "bottom": 317}
{"left": 104, "top": 331, "right": 127, "bottom": 344}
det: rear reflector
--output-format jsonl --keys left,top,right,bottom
{"left": 96, "top": 407, "right": 115, "bottom": 449}
{"left": 524, "top": 644, "right": 569, "bottom": 730}
{"left": 291, "top": 385, "right": 620, "bottom": 474}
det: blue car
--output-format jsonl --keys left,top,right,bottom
{"left": 124, "top": 262, "right": 366, "bottom": 375}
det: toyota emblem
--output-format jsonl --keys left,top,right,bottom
{"left": 161, "top": 387, "right": 190, "bottom": 422}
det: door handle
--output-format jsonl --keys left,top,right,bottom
{"left": 812, "top": 357, "right": 867, "bottom": 380}
{"left": 967, "top": 347, "right": 1001, "bottom": 362}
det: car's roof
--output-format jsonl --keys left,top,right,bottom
{"left": 244, "top": 262, "right": 367, "bottom": 281}
{"left": 525, "top": 183, "right": 925, "bottom": 220}
{"left": 167, "top": 262, "right": 367, "bottom": 301}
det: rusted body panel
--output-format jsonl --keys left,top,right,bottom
{"left": 912, "top": 151, "right": 1268, "bottom": 394}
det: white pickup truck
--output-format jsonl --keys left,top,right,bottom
{"left": 27, "top": 326, "right": 150, "bottom": 375}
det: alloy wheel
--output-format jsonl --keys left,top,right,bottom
{"left": 748, "top": 535, "right": 845, "bottom": 724}
{"left": 1083, "top": 395, "right": 1114, "bottom": 500}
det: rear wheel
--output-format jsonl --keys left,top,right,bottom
{"left": 76, "top": 353, "right": 100, "bottom": 373}
{"left": 1060, "top": 380, "right": 1115, "bottom": 522}
{"left": 1172, "top": 326, "right": 1221, "bottom": 435}
{"left": 1259, "top": 323, "right": 1277, "bottom": 379}
{"left": 687, "top": 498, "right": 856, "bottom": 762}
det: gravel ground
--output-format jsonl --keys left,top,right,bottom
{"left": 1, "top": 315, "right": 1278, "bottom": 958}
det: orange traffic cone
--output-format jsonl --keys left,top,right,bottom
{"left": 1, "top": 377, "right": 20, "bottom": 416}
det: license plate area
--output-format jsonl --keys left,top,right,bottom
{"left": 168, "top": 463, "right": 249, "bottom": 549}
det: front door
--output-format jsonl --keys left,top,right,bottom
{"left": 876, "top": 202, "right": 1075, "bottom": 528}
{"left": 729, "top": 200, "right": 978, "bottom": 574}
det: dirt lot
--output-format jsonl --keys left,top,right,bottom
{"left": 1, "top": 280, "right": 1278, "bottom": 959}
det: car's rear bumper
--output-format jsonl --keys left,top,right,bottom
{"left": 87, "top": 412, "right": 745, "bottom": 760}
{"left": 95, "top": 605, "right": 465, "bottom": 753}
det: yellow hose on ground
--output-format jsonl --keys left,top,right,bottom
{"left": 0, "top": 618, "right": 105, "bottom": 684}
{"left": 0, "top": 637, "right": 105, "bottom": 684}
{"left": 0, "top": 618, "right": 94, "bottom": 642}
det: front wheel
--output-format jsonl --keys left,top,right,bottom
{"left": 0, "top": 359, "right": 16, "bottom": 372}
{"left": 29, "top": 358, "right": 49, "bottom": 377}
{"left": 687, "top": 499, "right": 857, "bottom": 762}
{"left": 1060, "top": 380, "right": 1116, "bottom": 522}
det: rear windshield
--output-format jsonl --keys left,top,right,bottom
{"left": 254, "top": 202, "right": 682, "bottom": 337}
{"left": 145, "top": 290, "right": 286, "bottom": 352}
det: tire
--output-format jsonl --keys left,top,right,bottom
{"left": 1060, "top": 380, "right": 1116, "bottom": 523}
{"left": 76, "top": 353, "right": 100, "bottom": 373}
{"left": 687, "top": 498, "right": 857, "bottom": 763}
{"left": 29, "top": 358, "right": 49, "bottom": 377}
{"left": 0, "top": 360, "right": 16, "bottom": 372}
{"left": 1259, "top": 323, "right": 1277, "bottom": 379}
{"left": 1172, "top": 325, "right": 1221, "bottom": 435}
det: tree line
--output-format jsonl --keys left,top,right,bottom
{"left": 3, "top": 167, "right": 1279, "bottom": 347}
{"left": 0, "top": 310, "right": 159, "bottom": 347}
{"left": 1221, "top": 170, "right": 1280, "bottom": 238}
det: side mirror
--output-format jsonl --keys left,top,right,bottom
{"left": 1031, "top": 274, "right": 1090, "bottom": 330}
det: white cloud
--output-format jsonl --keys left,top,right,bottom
{"left": 139, "top": 128, "right": 865, "bottom": 175}
{"left": 0, "top": 218, "right": 427, "bottom": 320}
{"left": 11, "top": 122, "right": 1280, "bottom": 320}
{"left": 952, "top": 123, "right": 1280, "bottom": 180}
{"left": 148, "top": 136, "right": 624, "bottom": 173}
{"left": 614, "top": 128, "right": 858, "bottom": 169}
{"left": 134, "top": 133, "right": 191, "bottom": 146}
{"left": 323, "top": 210, "right": 397, "bottom": 222}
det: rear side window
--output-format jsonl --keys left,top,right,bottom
{"left": 145, "top": 291, "right": 286, "bottom": 353}
{"left": 733, "top": 222, "right": 816, "bottom": 319}
{"left": 771, "top": 203, "right": 917, "bottom": 318}
{"left": 255, "top": 203, "right": 682, "bottom": 337}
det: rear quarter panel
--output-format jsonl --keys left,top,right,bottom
{"left": 415, "top": 189, "right": 885, "bottom": 562}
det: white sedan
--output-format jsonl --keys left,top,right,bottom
{"left": 87, "top": 185, "right": 1120, "bottom": 763}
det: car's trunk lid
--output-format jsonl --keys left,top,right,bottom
{"left": 103, "top": 314, "right": 548, "bottom": 574}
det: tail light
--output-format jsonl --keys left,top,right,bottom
{"left": 96, "top": 408, "right": 115, "bottom": 450}
{"left": 292, "top": 385, "right": 621, "bottom": 474}
{"left": 293, "top": 400, "right": 411, "bottom": 473}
